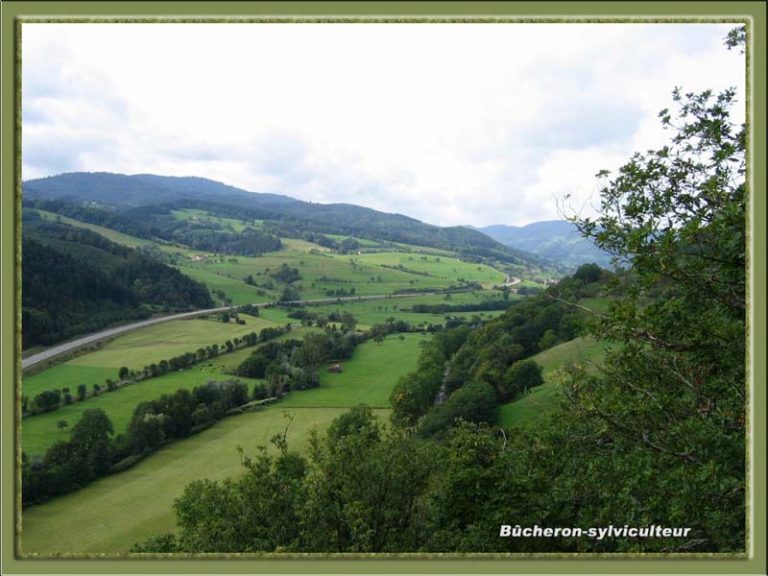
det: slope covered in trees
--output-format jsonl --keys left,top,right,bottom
{"left": 22, "top": 214, "right": 213, "bottom": 348}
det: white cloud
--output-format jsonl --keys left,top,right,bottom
{"left": 22, "top": 22, "right": 745, "bottom": 227}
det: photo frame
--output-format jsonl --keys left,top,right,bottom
{"left": 1, "top": 1, "right": 765, "bottom": 574}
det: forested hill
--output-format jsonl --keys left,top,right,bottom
{"left": 22, "top": 212, "right": 213, "bottom": 348}
{"left": 22, "top": 172, "right": 538, "bottom": 265}
{"left": 479, "top": 220, "right": 612, "bottom": 269}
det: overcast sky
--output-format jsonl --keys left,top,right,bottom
{"left": 22, "top": 22, "right": 745, "bottom": 227}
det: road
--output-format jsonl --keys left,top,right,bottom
{"left": 21, "top": 291, "right": 444, "bottom": 370}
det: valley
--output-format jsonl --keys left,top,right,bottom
{"left": 21, "top": 177, "right": 562, "bottom": 553}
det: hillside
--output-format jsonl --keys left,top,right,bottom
{"left": 479, "top": 220, "right": 612, "bottom": 268}
{"left": 22, "top": 211, "right": 213, "bottom": 348}
{"left": 23, "top": 172, "right": 540, "bottom": 267}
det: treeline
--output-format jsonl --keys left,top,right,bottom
{"left": 22, "top": 379, "right": 257, "bottom": 506}
{"left": 169, "top": 224, "right": 281, "bottom": 255}
{"left": 389, "top": 264, "right": 605, "bottom": 433}
{"left": 406, "top": 299, "right": 511, "bottom": 314}
{"left": 25, "top": 324, "right": 289, "bottom": 419}
{"left": 24, "top": 200, "right": 283, "bottom": 257}
{"left": 23, "top": 174, "right": 542, "bottom": 266}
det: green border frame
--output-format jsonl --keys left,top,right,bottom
{"left": 1, "top": 1, "right": 765, "bottom": 574}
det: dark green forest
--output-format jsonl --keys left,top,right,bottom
{"left": 22, "top": 214, "right": 213, "bottom": 348}
{"left": 131, "top": 77, "right": 746, "bottom": 553}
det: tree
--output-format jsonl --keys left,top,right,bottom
{"left": 70, "top": 409, "right": 114, "bottom": 477}
{"left": 57, "top": 419, "right": 68, "bottom": 432}
{"left": 562, "top": 54, "right": 746, "bottom": 551}
{"left": 502, "top": 360, "right": 544, "bottom": 401}
{"left": 31, "top": 389, "right": 61, "bottom": 414}
{"left": 340, "top": 312, "right": 357, "bottom": 332}
{"left": 118, "top": 366, "right": 130, "bottom": 380}
{"left": 76, "top": 384, "right": 87, "bottom": 401}
{"left": 280, "top": 285, "right": 300, "bottom": 303}
{"left": 572, "top": 263, "right": 602, "bottom": 284}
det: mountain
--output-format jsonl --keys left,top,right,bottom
{"left": 22, "top": 172, "right": 540, "bottom": 267}
{"left": 478, "top": 220, "right": 612, "bottom": 269}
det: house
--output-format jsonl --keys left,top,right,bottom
{"left": 328, "top": 363, "right": 343, "bottom": 373}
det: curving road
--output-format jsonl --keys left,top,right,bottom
{"left": 21, "top": 291, "right": 445, "bottom": 370}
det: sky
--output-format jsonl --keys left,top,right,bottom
{"left": 21, "top": 22, "right": 746, "bottom": 227}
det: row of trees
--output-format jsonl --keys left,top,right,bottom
{"left": 22, "top": 379, "right": 254, "bottom": 506}
{"left": 388, "top": 263, "right": 599, "bottom": 432}
{"left": 24, "top": 324, "right": 290, "bottom": 419}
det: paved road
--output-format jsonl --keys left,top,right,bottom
{"left": 21, "top": 291, "right": 445, "bottom": 370}
{"left": 21, "top": 305, "right": 235, "bottom": 370}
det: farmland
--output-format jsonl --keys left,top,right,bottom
{"left": 23, "top": 315, "right": 275, "bottom": 398}
{"left": 21, "top": 334, "right": 420, "bottom": 554}
{"left": 20, "top": 201, "right": 550, "bottom": 554}
{"left": 280, "top": 332, "right": 426, "bottom": 408}
{"left": 497, "top": 336, "right": 611, "bottom": 429}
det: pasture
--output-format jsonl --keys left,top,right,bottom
{"left": 21, "top": 406, "right": 379, "bottom": 554}
{"left": 22, "top": 368, "right": 261, "bottom": 456}
{"left": 259, "top": 290, "right": 513, "bottom": 328}
{"left": 23, "top": 316, "right": 276, "bottom": 398}
{"left": 171, "top": 208, "right": 251, "bottom": 232}
{"left": 21, "top": 334, "right": 422, "bottom": 554}
{"left": 63, "top": 316, "right": 274, "bottom": 370}
{"left": 497, "top": 337, "right": 610, "bottom": 428}
{"left": 281, "top": 333, "right": 426, "bottom": 408}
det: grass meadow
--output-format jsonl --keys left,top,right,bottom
{"left": 23, "top": 315, "right": 278, "bottom": 398}
{"left": 21, "top": 333, "right": 422, "bottom": 554}
{"left": 497, "top": 337, "right": 611, "bottom": 428}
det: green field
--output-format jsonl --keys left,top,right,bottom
{"left": 175, "top": 263, "right": 274, "bottom": 304}
{"left": 22, "top": 315, "right": 286, "bottom": 452}
{"left": 22, "top": 326, "right": 326, "bottom": 457}
{"left": 258, "top": 290, "right": 514, "bottom": 329}
{"left": 498, "top": 337, "right": 611, "bottom": 429}
{"left": 24, "top": 316, "right": 277, "bottom": 397}
{"left": 171, "top": 208, "right": 251, "bottom": 232}
{"left": 65, "top": 316, "right": 275, "bottom": 370}
{"left": 352, "top": 251, "right": 506, "bottom": 287}
{"left": 21, "top": 334, "right": 422, "bottom": 554}
{"left": 170, "top": 227, "right": 510, "bottom": 303}
{"left": 23, "top": 316, "right": 277, "bottom": 398}
{"left": 31, "top": 209, "right": 518, "bottom": 313}
{"left": 22, "top": 368, "right": 260, "bottom": 457}
{"left": 281, "top": 333, "right": 426, "bottom": 408}
{"left": 21, "top": 406, "right": 370, "bottom": 554}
